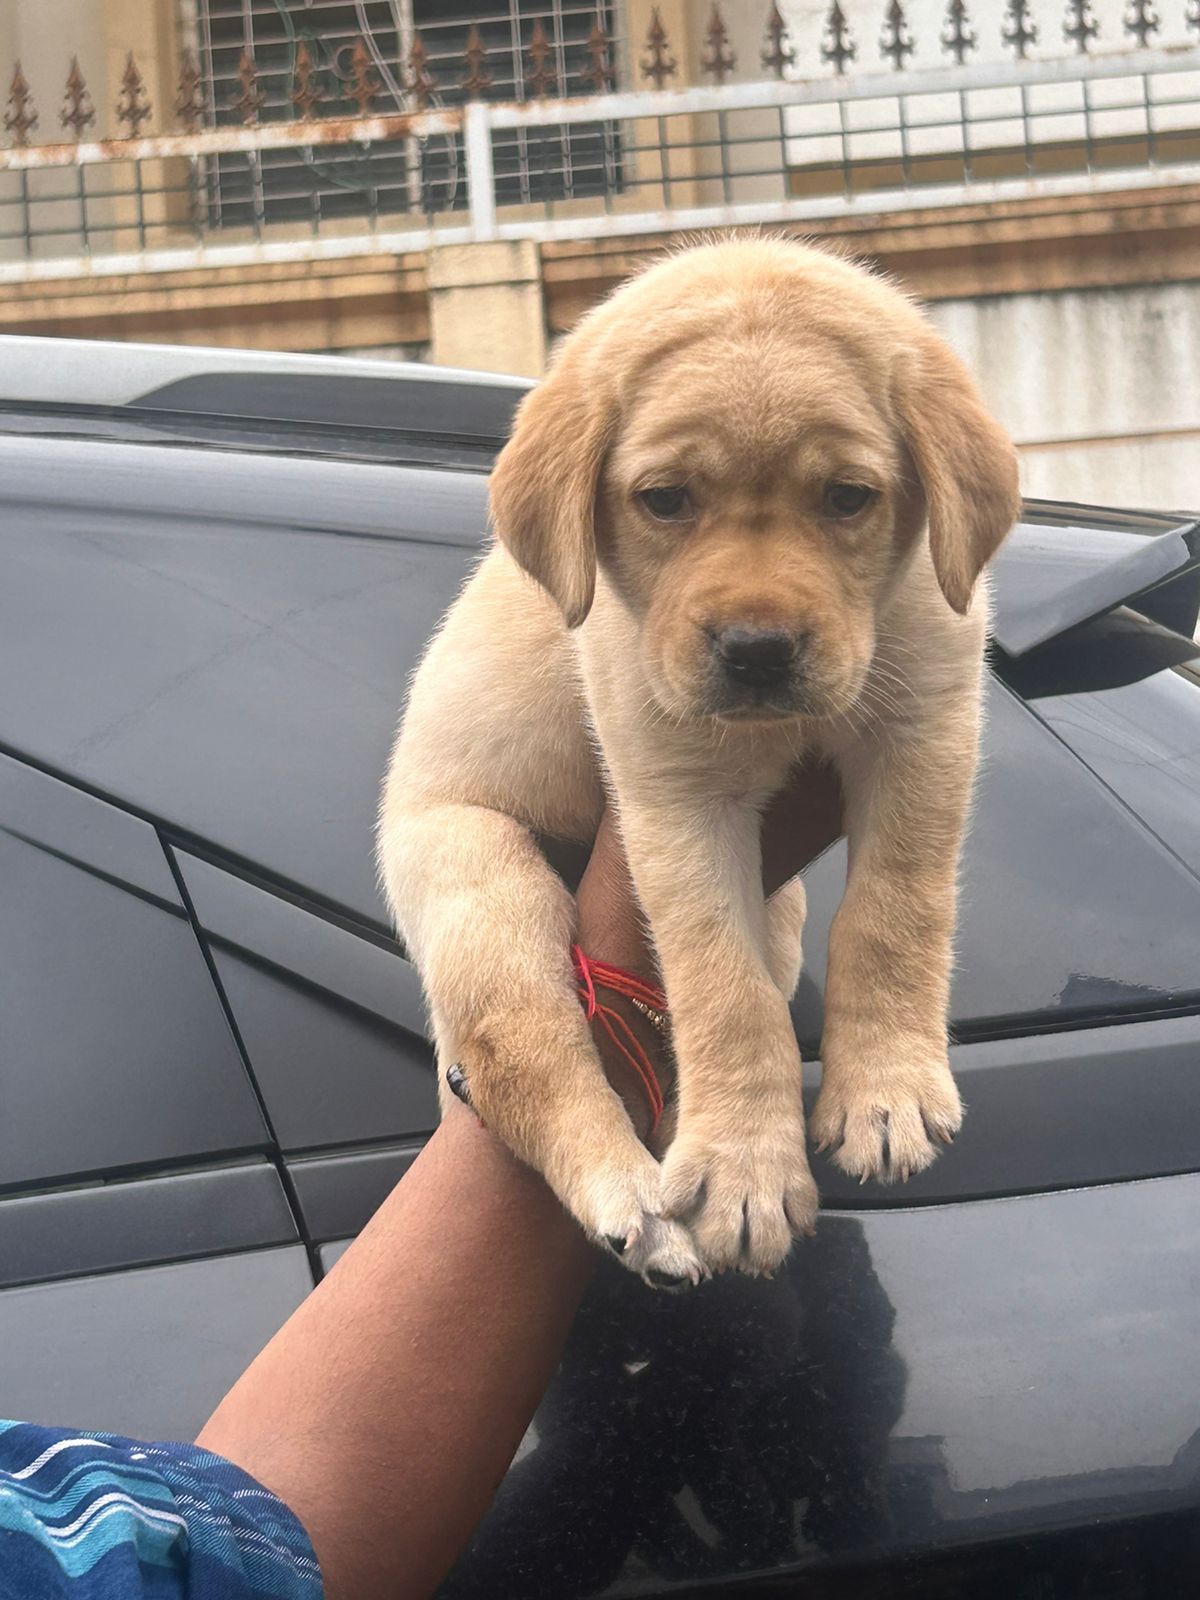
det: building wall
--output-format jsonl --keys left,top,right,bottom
{"left": 931, "top": 283, "right": 1200, "bottom": 511}
{"left": 1, "top": 0, "right": 1197, "bottom": 513}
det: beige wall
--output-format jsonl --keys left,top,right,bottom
{"left": 932, "top": 285, "right": 1200, "bottom": 512}
{"left": 0, "top": 0, "right": 175, "bottom": 140}
{"left": 0, "top": 1, "right": 108, "bottom": 262}
{"left": 427, "top": 240, "right": 546, "bottom": 378}
{"left": 2, "top": 0, "right": 1196, "bottom": 511}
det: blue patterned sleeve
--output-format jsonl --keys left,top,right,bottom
{"left": 0, "top": 1420, "right": 323, "bottom": 1600}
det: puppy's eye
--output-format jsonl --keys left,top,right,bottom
{"left": 637, "top": 486, "right": 692, "bottom": 522}
{"left": 824, "top": 482, "right": 877, "bottom": 518}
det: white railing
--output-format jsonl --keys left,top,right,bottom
{"left": 0, "top": 42, "right": 1197, "bottom": 281}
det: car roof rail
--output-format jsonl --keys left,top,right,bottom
{"left": 0, "top": 335, "right": 531, "bottom": 444}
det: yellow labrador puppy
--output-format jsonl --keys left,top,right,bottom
{"left": 379, "top": 238, "right": 1019, "bottom": 1286}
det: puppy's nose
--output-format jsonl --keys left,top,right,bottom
{"left": 714, "top": 626, "right": 803, "bottom": 690}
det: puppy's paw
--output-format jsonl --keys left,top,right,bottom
{"left": 661, "top": 1120, "right": 818, "bottom": 1277}
{"left": 577, "top": 1151, "right": 705, "bottom": 1291}
{"left": 811, "top": 1052, "right": 962, "bottom": 1183}
{"left": 624, "top": 1214, "right": 708, "bottom": 1291}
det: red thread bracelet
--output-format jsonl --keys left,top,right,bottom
{"left": 572, "top": 944, "right": 666, "bottom": 1134}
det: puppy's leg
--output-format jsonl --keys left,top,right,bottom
{"left": 811, "top": 702, "right": 975, "bottom": 1182}
{"left": 380, "top": 801, "right": 703, "bottom": 1286}
{"left": 617, "top": 792, "right": 818, "bottom": 1277}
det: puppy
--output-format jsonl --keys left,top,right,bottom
{"left": 378, "top": 238, "right": 1019, "bottom": 1286}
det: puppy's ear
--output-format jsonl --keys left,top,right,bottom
{"left": 489, "top": 351, "right": 612, "bottom": 629}
{"left": 896, "top": 334, "right": 1021, "bottom": 615}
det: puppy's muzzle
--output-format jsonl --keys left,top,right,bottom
{"left": 711, "top": 625, "right": 807, "bottom": 698}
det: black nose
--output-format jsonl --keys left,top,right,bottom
{"left": 713, "top": 626, "right": 802, "bottom": 690}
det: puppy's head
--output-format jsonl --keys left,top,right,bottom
{"left": 489, "top": 238, "right": 1019, "bottom": 722}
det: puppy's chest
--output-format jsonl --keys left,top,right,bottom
{"left": 616, "top": 716, "right": 805, "bottom": 805}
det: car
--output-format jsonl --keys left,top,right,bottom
{"left": 1, "top": 337, "right": 1198, "bottom": 1600}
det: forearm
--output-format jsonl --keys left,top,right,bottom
{"left": 195, "top": 768, "right": 842, "bottom": 1600}
{"left": 196, "top": 824, "right": 668, "bottom": 1600}
{"left": 197, "top": 1103, "right": 591, "bottom": 1600}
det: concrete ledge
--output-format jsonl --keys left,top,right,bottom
{"left": 426, "top": 239, "right": 540, "bottom": 291}
{"left": 0, "top": 251, "right": 429, "bottom": 352}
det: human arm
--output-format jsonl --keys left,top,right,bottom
{"left": 195, "top": 764, "right": 842, "bottom": 1600}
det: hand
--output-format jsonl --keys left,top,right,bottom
{"left": 574, "top": 806, "right": 671, "bottom": 1144}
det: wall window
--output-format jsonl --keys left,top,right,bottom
{"left": 190, "top": 1, "right": 621, "bottom": 228}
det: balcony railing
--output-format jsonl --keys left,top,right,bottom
{"left": 0, "top": 2, "right": 1197, "bottom": 278}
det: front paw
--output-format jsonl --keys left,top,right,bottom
{"left": 811, "top": 1047, "right": 962, "bottom": 1183}
{"left": 573, "top": 1148, "right": 705, "bottom": 1291}
{"left": 661, "top": 1118, "right": 818, "bottom": 1277}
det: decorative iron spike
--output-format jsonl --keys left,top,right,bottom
{"left": 701, "top": 4, "right": 737, "bottom": 83}
{"left": 462, "top": 25, "right": 492, "bottom": 98}
{"left": 820, "top": 1, "right": 857, "bottom": 74}
{"left": 1122, "top": 0, "right": 1159, "bottom": 45}
{"left": 407, "top": 33, "right": 438, "bottom": 109}
{"left": 583, "top": 15, "right": 615, "bottom": 92}
{"left": 232, "top": 48, "right": 265, "bottom": 125}
{"left": 762, "top": 3, "right": 795, "bottom": 78}
{"left": 60, "top": 56, "right": 96, "bottom": 136}
{"left": 116, "top": 51, "right": 152, "bottom": 136}
{"left": 879, "top": 0, "right": 915, "bottom": 69}
{"left": 1001, "top": 0, "right": 1038, "bottom": 58}
{"left": 4, "top": 61, "right": 37, "bottom": 146}
{"left": 640, "top": 8, "right": 677, "bottom": 89}
{"left": 176, "top": 49, "right": 205, "bottom": 131}
{"left": 291, "top": 39, "right": 323, "bottom": 118}
{"left": 527, "top": 18, "right": 558, "bottom": 97}
{"left": 940, "top": 0, "right": 977, "bottom": 61}
{"left": 348, "top": 36, "right": 380, "bottom": 114}
{"left": 1062, "top": 0, "right": 1099, "bottom": 51}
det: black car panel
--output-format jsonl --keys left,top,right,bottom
{"left": 280, "top": 1009, "right": 1200, "bottom": 1228}
{"left": 130, "top": 371, "right": 522, "bottom": 452}
{"left": 2, "top": 414, "right": 1198, "bottom": 1211}
{"left": 292, "top": 1010, "right": 1200, "bottom": 1232}
{"left": 793, "top": 680, "right": 1200, "bottom": 1047}
{"left": 176, "top": 847, "right": 436, "bottom": 1150}
{"left": 288, "top": 1145, "right": 422, "bottom": 1243}
{"left": 3, "top": 340, "right": 1200, "bottom": 1598}
{"left": 0, "top": 431, "right": 487, "bottom": 547}
{"left": 0, "top": 434, "right": 477, "bottom": 924}
{"left": 994, "top": 605, "right": 1200, "bottom": 702}
{"left": 4, "top": 1168, "right": 1195, "bottom": 1593}
{"left": 0, "top": 1247, "right": 314, "bottom": 1443}
{"left": 0, "top": 748, "right": 179, "bottom": 906}
{"left": 807, "top": 1013, "right": 1200, "bottom": 1205}
{"left": 1030, "top": 664, "right": 1200, "bottom": 882}
{"left": 4, "top": 430, "right": 1198, "bottom": 1047}
{"left": 210, "top": 949, "right": 437, "bottom": 1152}
{"left": 990, "top": 516, "right": 1200, "bottom": 656}
{"left": 445, "top": 1174, "right": 1200, "bottom": 1598}
{"left": 175, "top": 849, "right": 428, "bottom": 1036}
{"left": 0, "top": 1162, "right": 297, "bottom": 1289}
{"left": 319, "top": 1240, "right": 352, "bottom": 1274}
{"left": 0, "top": 758, "right": 267, "bottom": 1194}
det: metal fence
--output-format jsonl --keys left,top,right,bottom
{"left": 0, "top": 2, "right": 1198, "bottom": 279}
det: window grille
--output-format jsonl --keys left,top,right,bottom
{"left": 191, "top": 1, "right": 621, "bottom": 228}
